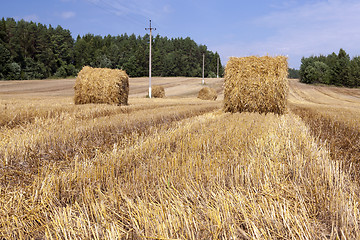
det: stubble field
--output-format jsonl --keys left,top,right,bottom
{"left": 0, "top": 77, "right": 359, "bottom": 239}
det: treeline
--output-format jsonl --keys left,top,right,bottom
{"left": 299, "top": 48, "right": 360, "bottom": 87}
{"left": 0, "top": 17, "right": 224, "bottom": 80}
{"left": 288, "top": 68, "right": 300, "bottom": 79}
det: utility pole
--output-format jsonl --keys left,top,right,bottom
{"left": 217, "top": 57, "right": 219, "bottom": 78}
{"left": 202, "top": 53, "right": 205, "bottom": 85}
{"left": 145, "top": 20, "right": 156, "bottom": 98}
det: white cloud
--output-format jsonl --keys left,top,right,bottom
{"left": 217, "top": 0, "right": 360, "bottom": 68}
{"left": 61, "top": 11, "right": 76, "bottom": 19}
{"left": 83, "top": 0, "right": 172, "bottom": 22}
{"left": 269, "top": 0, "right": 360, "bottom": 65}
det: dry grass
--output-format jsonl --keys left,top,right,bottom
{"left": 0, "top": 98, "right": 220, "bottom": 187}
{"left": 288, "top": 79, "right": 360, "bottom": 182}
{"left": 0, "top": 78, "right": 360, "bottom": 239}
{"left": 290, "top": 105, "right": 360, "bottom": 180}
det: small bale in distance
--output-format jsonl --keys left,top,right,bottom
{"left": 74, "top": 66, "right": 129, "bottom": 105}
{"left": 198, "top": 87, "right": 217, "bottom": 100}
{"left": 151, "top": 85, "right": 165, "bottom": 98}
{"left": 223, "top": 56, "right": 288, "bottom": 115}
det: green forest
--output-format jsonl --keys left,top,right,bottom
{"left": 0, "top": 18, "right": 224, "bottom": 80}
{"left": 299, "top": 48, "right": 360, "bottom": 87}
{"left": 288, "top": 68, "right": 300, "bottom": 79}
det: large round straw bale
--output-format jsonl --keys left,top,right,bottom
{"left": 74, "top": 66, "right": 129, "bottom": 105}
{"left": 223, "top": 56, "right": 288, "bottom": 114}
{"left": 151, "top": 85, "right": 165, "bottom": 98}
{"left": 198, "top": 87, "right": 217, "bottom": 100}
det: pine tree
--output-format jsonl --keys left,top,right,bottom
{"left": 334, "top": 48, "right": 350, "bottom": 86}
{"left": 350, "top": 56, "right": 360, "bottom": 87}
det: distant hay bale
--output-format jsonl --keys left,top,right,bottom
{"left": 198, "top": 87, "right": 217, "bottom": 100}
{"left": 151, "top": 85, "right": 165, "bottom": 98}
{"left": 223, "top": 56, "right": 288, "bottom": 114}
{"left": 74, "top": 66, "right": 129, "bottom": 105}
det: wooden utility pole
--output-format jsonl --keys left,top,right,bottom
{"left": 217, "top": 57, "right": 219, "bottom": 78}
{"left": 202, "top": 53, "right": 205, "bottom": 85}
{"left": 145, "top": 20, "right": 156, "bottom": 98}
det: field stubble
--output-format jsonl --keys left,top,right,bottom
{"left": 0, "top": 78, "right": 359, "bottom": 239}
{"left": 288, "top": 79, "right": 360, "bottom": 182}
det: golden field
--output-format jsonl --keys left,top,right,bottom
{"left": 0, "top": 77, "right": 360, "bottom": 239}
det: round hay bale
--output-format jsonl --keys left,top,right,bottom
{"left": 151, "top": 85, "right": 165, "bottom": 98}
{"left": 223, "top": 56, "right": 288, "bottom": 115}
{"left": 74, "top": 66, "right": 129, "bottom": 105}
{"left": 198, "top": 87, "right": 217, "bottom": 100}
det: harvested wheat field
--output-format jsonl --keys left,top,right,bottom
{"left": 0, "top": 77, "right": 360, "bottom": 239}
{"left": 288, "top": 79, "right": 360, "bottom": 183}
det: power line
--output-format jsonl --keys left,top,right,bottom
{"left": 85, "top": 0, "right": 145, "bottom": 28}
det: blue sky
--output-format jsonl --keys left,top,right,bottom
{"left": 2, "top": 0, "right": 360, "bottom": 68}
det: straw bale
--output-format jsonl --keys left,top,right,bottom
{"left": 198, "top": 87, "right": 217, "bottom": 100}
{"left": 223, "top": 56, "right": 288, "bottom": 114}
{"left": 151, "top": 85, "right": 165, "bottom": 98}
{"left": 74, "top": 66, "right": 129, "bottom": 105}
